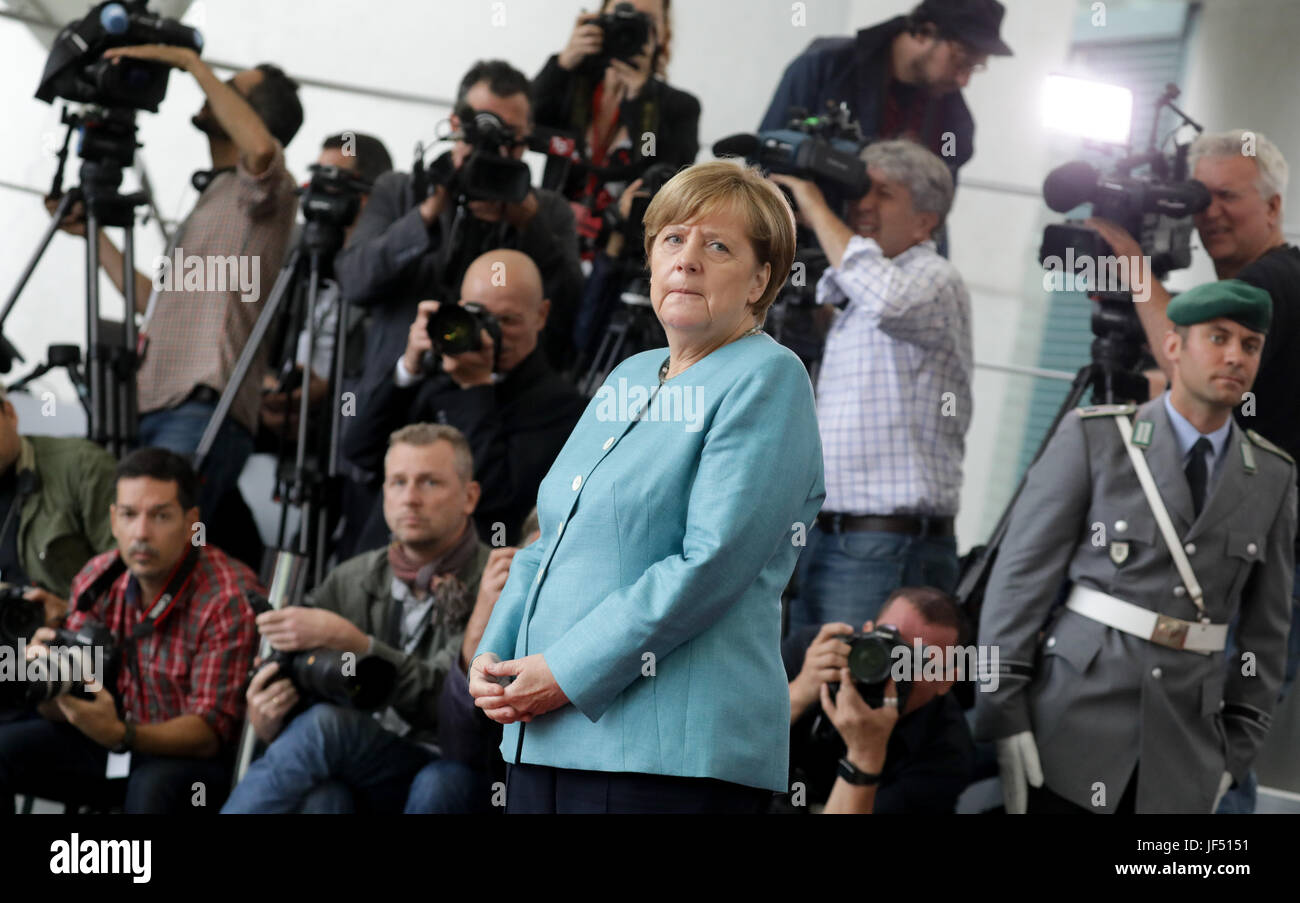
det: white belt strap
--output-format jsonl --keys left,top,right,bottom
{"left": 1114, "top": 416, "right": 1207, "bottom": 618}
{"left": 1066, "top": 585, "right": 1227, "bottom": 654}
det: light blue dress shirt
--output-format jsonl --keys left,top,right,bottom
{"left": 475, "top": 333, "right": 825, "bottom": 791}
{"left": 1162, "top": 391, "right": 1233, "bottom": 493}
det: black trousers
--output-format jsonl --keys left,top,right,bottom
{"left": 0, "top": 716, "right": 231, "bottom": 814}
{"left": 1028, "top": 764, "right": 1139, "bottom": 814}
{"left": 506, "top": 763, "right": 772, "bottom": 814}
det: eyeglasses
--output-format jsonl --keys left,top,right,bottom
{"left": 947, "top": 41, "right": 989, "bottom": 76}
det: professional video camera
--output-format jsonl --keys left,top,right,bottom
{"left": 0, "top": 621, "right": 119, "bottom": 712}
{"left": 301, "top": 164, "right": 372, "bottom": 231}
{"left": 412, "top": 110, "right": 532, "bottom": 207}
{"left": 713, "top": 101, "right": 871, "bottom": 204}
{"left": 256, "top": 647, "right": 397, "bottom": 712}
{"left": 36, "top": 0, "right": 203, "bottom": 113}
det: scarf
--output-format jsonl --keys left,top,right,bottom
{"left": 387, "top": 521, "right": 478, "bottom": 622}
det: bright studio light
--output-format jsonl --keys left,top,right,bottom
{"left": 1041, "top": 74, "right": 1133, "bottom": 146}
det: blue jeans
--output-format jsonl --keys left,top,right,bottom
{"left": 138, "top": 399, "right": 254, "bottom": 521}
{"left": 788, "top": 524, "right": 960, "bottom": 634}
{"left": 403, "top": 760, "right": 496, "bottom": 814}
{"left": 221, "top": 703, "right": 435, "bottom": 814}
{"left": 1216, "top": 564, "right": 1300, "bottom": 814}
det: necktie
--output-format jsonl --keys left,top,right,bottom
{"left": 1185, "top": 437, "right": 1211, "bottom": 517}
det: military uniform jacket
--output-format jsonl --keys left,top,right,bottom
{"left": 973, "top": 397, "right": 1297, "bottom": 813}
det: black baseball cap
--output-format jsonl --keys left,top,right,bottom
{"left": 913, "top": 0, "right": 1014, "bottom": 57}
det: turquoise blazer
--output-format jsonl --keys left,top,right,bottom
{"left": 475, "top": 332, "right": 825, "bottom": 791}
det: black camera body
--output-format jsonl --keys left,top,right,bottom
{"left": 0, "top": 585, "right": 45, "bottom": 649}
{"left": 301, "top": 164, "right": 371, "bottom": 230}
{"left": 0, "top": 620, "right": 119, "bottom": 713}
{"left": 583, "top": 1, "right": 654, "bottom": 73}
{"left": 36, "top": 1, "right": 203, "bottom": 113}
{"left": 258, "top": 647, "right": 396, "bottom": 712}
{"left": 426, "top": 301, "right": 504, "bottom": 362}
{"left": 417, "top": 110, "right": 533, "bottom": 207}
{"left": 839, "top": 625, "right": 914, "bottom": 712}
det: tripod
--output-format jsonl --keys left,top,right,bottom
{"left": 1, "top": 107, "right": 148, "bottom": 457}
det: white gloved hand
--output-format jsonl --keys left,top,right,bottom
{"left": 1211, "top": 771, "right": 1233, "bottom": 812}
{"left": 995, "top": 730, "right": 1044, "bottom": 814}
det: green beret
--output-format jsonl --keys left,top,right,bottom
{"left": 1167, "top": 279, "right": 1272, "bottom": 334}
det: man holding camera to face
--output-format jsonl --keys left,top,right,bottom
{"left": 335, "top": 60, "right": 584, "bottom": 394}
{"left": 771, "top": 139, "right": 972, "bottom": 635}
{"left": 783, "top": 586, "right": 975, "bottom": 815}
{"left": 341, "top": 251, "right": 585, "bottom": 553}
{"left": 222, "top": 424, "right": 490, "bottom": 814}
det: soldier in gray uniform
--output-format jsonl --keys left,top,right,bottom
{"left": 974, "top": 279, "right": 1297, "bottom": 814}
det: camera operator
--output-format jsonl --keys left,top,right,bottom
{"left": 341, "top": 251, "right": 585, "bottom": 553}
{"left": 0, "top": 449, "right": 262, "bottom": 814}
{"left": 771, "top": 139, "right": 971, "bottom": 633}
{"left": 760, "top": 0, "right": 1012, "bottom": 181}
{"left": 783, "top": 587, "right": 974, "bottom": 814}
{"left": 336, "top": 60, "right": 583, "bottom": 391}
{"left": 0, "top": 385, "right": 116, "bottom": 617}
{"left": 46, "top": 49, "right": 303, "bottom": 524}
{"left": 1088, "top": 131, "right": 1300, "bottom": 812}
{"left": 222, "top": 424, "right": 489, "bottom": 814}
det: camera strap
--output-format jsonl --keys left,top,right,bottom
{"left": 1114, "top": 415, "right": 1207, "bottom": 619}
{"left": 117, "top": 545, "right": 203, "bottom": 716}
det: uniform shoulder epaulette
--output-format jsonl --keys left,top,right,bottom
{"left": 1247, "top": 429, "right": 1295, "bottom": 465}
{"left": 1078, "top": 403, "right": 1137, "bottom": 419}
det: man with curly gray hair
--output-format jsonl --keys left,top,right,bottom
{"left": 772, "top": 137, "right": 972, "bottom": 633}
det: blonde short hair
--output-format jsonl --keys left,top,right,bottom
{"left": 642, "top": 159, "right": 796, "bottom": 326}
{"left": 387, "top": 423, "right": 473, "bottom": 484}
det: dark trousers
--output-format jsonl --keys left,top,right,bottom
{"left": 1028, "top": 765, "right": 1139, "bottom": 814}
{"left": 0, "top": 717, "right": 231, "bottom": 814}
{"left": 505, "top": 763, "right": 772, "bottom": 814}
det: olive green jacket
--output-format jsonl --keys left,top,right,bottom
{"left": 13, "top": 435, "right": 117, "bottom": 598}
{"left": 307, "top": 537, "right": 490, "bottom": 745}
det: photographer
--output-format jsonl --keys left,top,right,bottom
{"left": 341, "top": 251, "right": 585, "bottom": 552}
{"left": 222, "top": 424, "right": 489, "bottom": 814}
{"left": 772, "top": 139, "right": 972, "bottom": 633}
{"left": 48, "top": 50, "right": 302, "bottom": 523}
{"left": 0, "top": 385, "right": 116, "bottom": 615}
{"left": 760, "top": 0, "right": 1012, "bottom": 181}
{"left": 533, "top": 2, "right": 700, "bottom": 256}
{"left": 335, "top": 60, "right": 583, "bottom": 388}
{"left": 0, "top": 449, "right": 262, "bottom": 814}
{"left": 783, "top": 587, "right": 975, "bottom": 814}
{"left": 1088, "top": 129, "right": 1300, "bottom": 813}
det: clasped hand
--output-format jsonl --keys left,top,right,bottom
{"left": 468, "top": 653, "right": 569, "bottom": 724}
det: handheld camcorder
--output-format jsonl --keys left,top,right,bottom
{"left": 413, "top": 110, "right": 532, "bottom": 207}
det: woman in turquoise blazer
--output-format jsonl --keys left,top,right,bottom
{"left": 470, "top": 160, "right": 825, "bottom": 813}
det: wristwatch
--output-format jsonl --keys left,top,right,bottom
{"left": 837, "top": 756, "right": 882, "bottom": 786}
{"left": 112, "top": 718, "right": 135, "bottom": 754}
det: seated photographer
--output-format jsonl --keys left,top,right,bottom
{"left": 783, "top": 586, "right": 975, "bottom": 814}
{"left": 771, "top": 138, "right": 971, "bottom": 634}
{"left": 222, "top": 424, "right": 490, "bottom": 814}
{"left": 0, "top": 449, "right": 261, "bottom": 814}
{"left": 336, "top": 60, "right": 583, "bottom": 386}
{"left": 0, "top": 385, "right": 116, "bottom": 621}
{"left": 533, "top": 1, "right": 700, "bottom": 259}
{"left": 405, "top": 509, "right": 541, "bottom": 813}
{"left": 341, "top": 251, "right": 585, "bottom": 552}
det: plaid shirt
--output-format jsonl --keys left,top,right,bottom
{"left": 66, "top": 545, "right": 263, "bottom": 749}
{"left": 815, "top": 235, "right": 973, "bottom": 516}
{"left": 137, "top": 144, "right": 298, "bottom": 433}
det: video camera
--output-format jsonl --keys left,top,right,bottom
{"left": 301, "top": 164, "right": 372, "bottom": 230}
{"left": 256, "top": 647, "right": 397, "bottom": 712}
{"left": 713, "top": 102, "right": 871, "bottom": 205}
{"left": 412, "top": 110, "right": 532, "bottom": 207}
{"left": 36, "top": 1, "right": 203, "bottom": 114}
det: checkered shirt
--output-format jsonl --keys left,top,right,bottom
{"left": 815, "top": 235, "right": 973, "bottom": 516}
{"left": 136, "top": 144, "right": 298, "bottom": 433}
{"left": 66, "top": 545, "right": 263, "bottom": 749}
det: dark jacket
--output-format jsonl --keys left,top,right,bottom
{"left": 342, "top": 348, "right": 585, "bottom": 547}
{"left": 307, "top": 540, "right": 490, "bottom": 746}
{"left": 532, "top": 55, "right": 702, "bottom": 198}
{"left": 334, "top": 171, "right": 584, "bottom": 387}
{"left": 11, "top": 436, "right": 116, "bottom": 598}
{"left": 760, "top": 16, "right": 975, "bottom": 179}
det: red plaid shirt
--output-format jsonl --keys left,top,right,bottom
{"left": 67, "top": 545, "right": 263, "bottom": 749}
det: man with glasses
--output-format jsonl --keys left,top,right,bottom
{"left": 760, "top": 0, "right": 1013, "bottom": 183}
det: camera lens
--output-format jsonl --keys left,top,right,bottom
{"left": 847, "top": 636, "right": 894, "bottom": 685}
{"left": 427, "top": 305, "right": 480, "bottom": 356}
